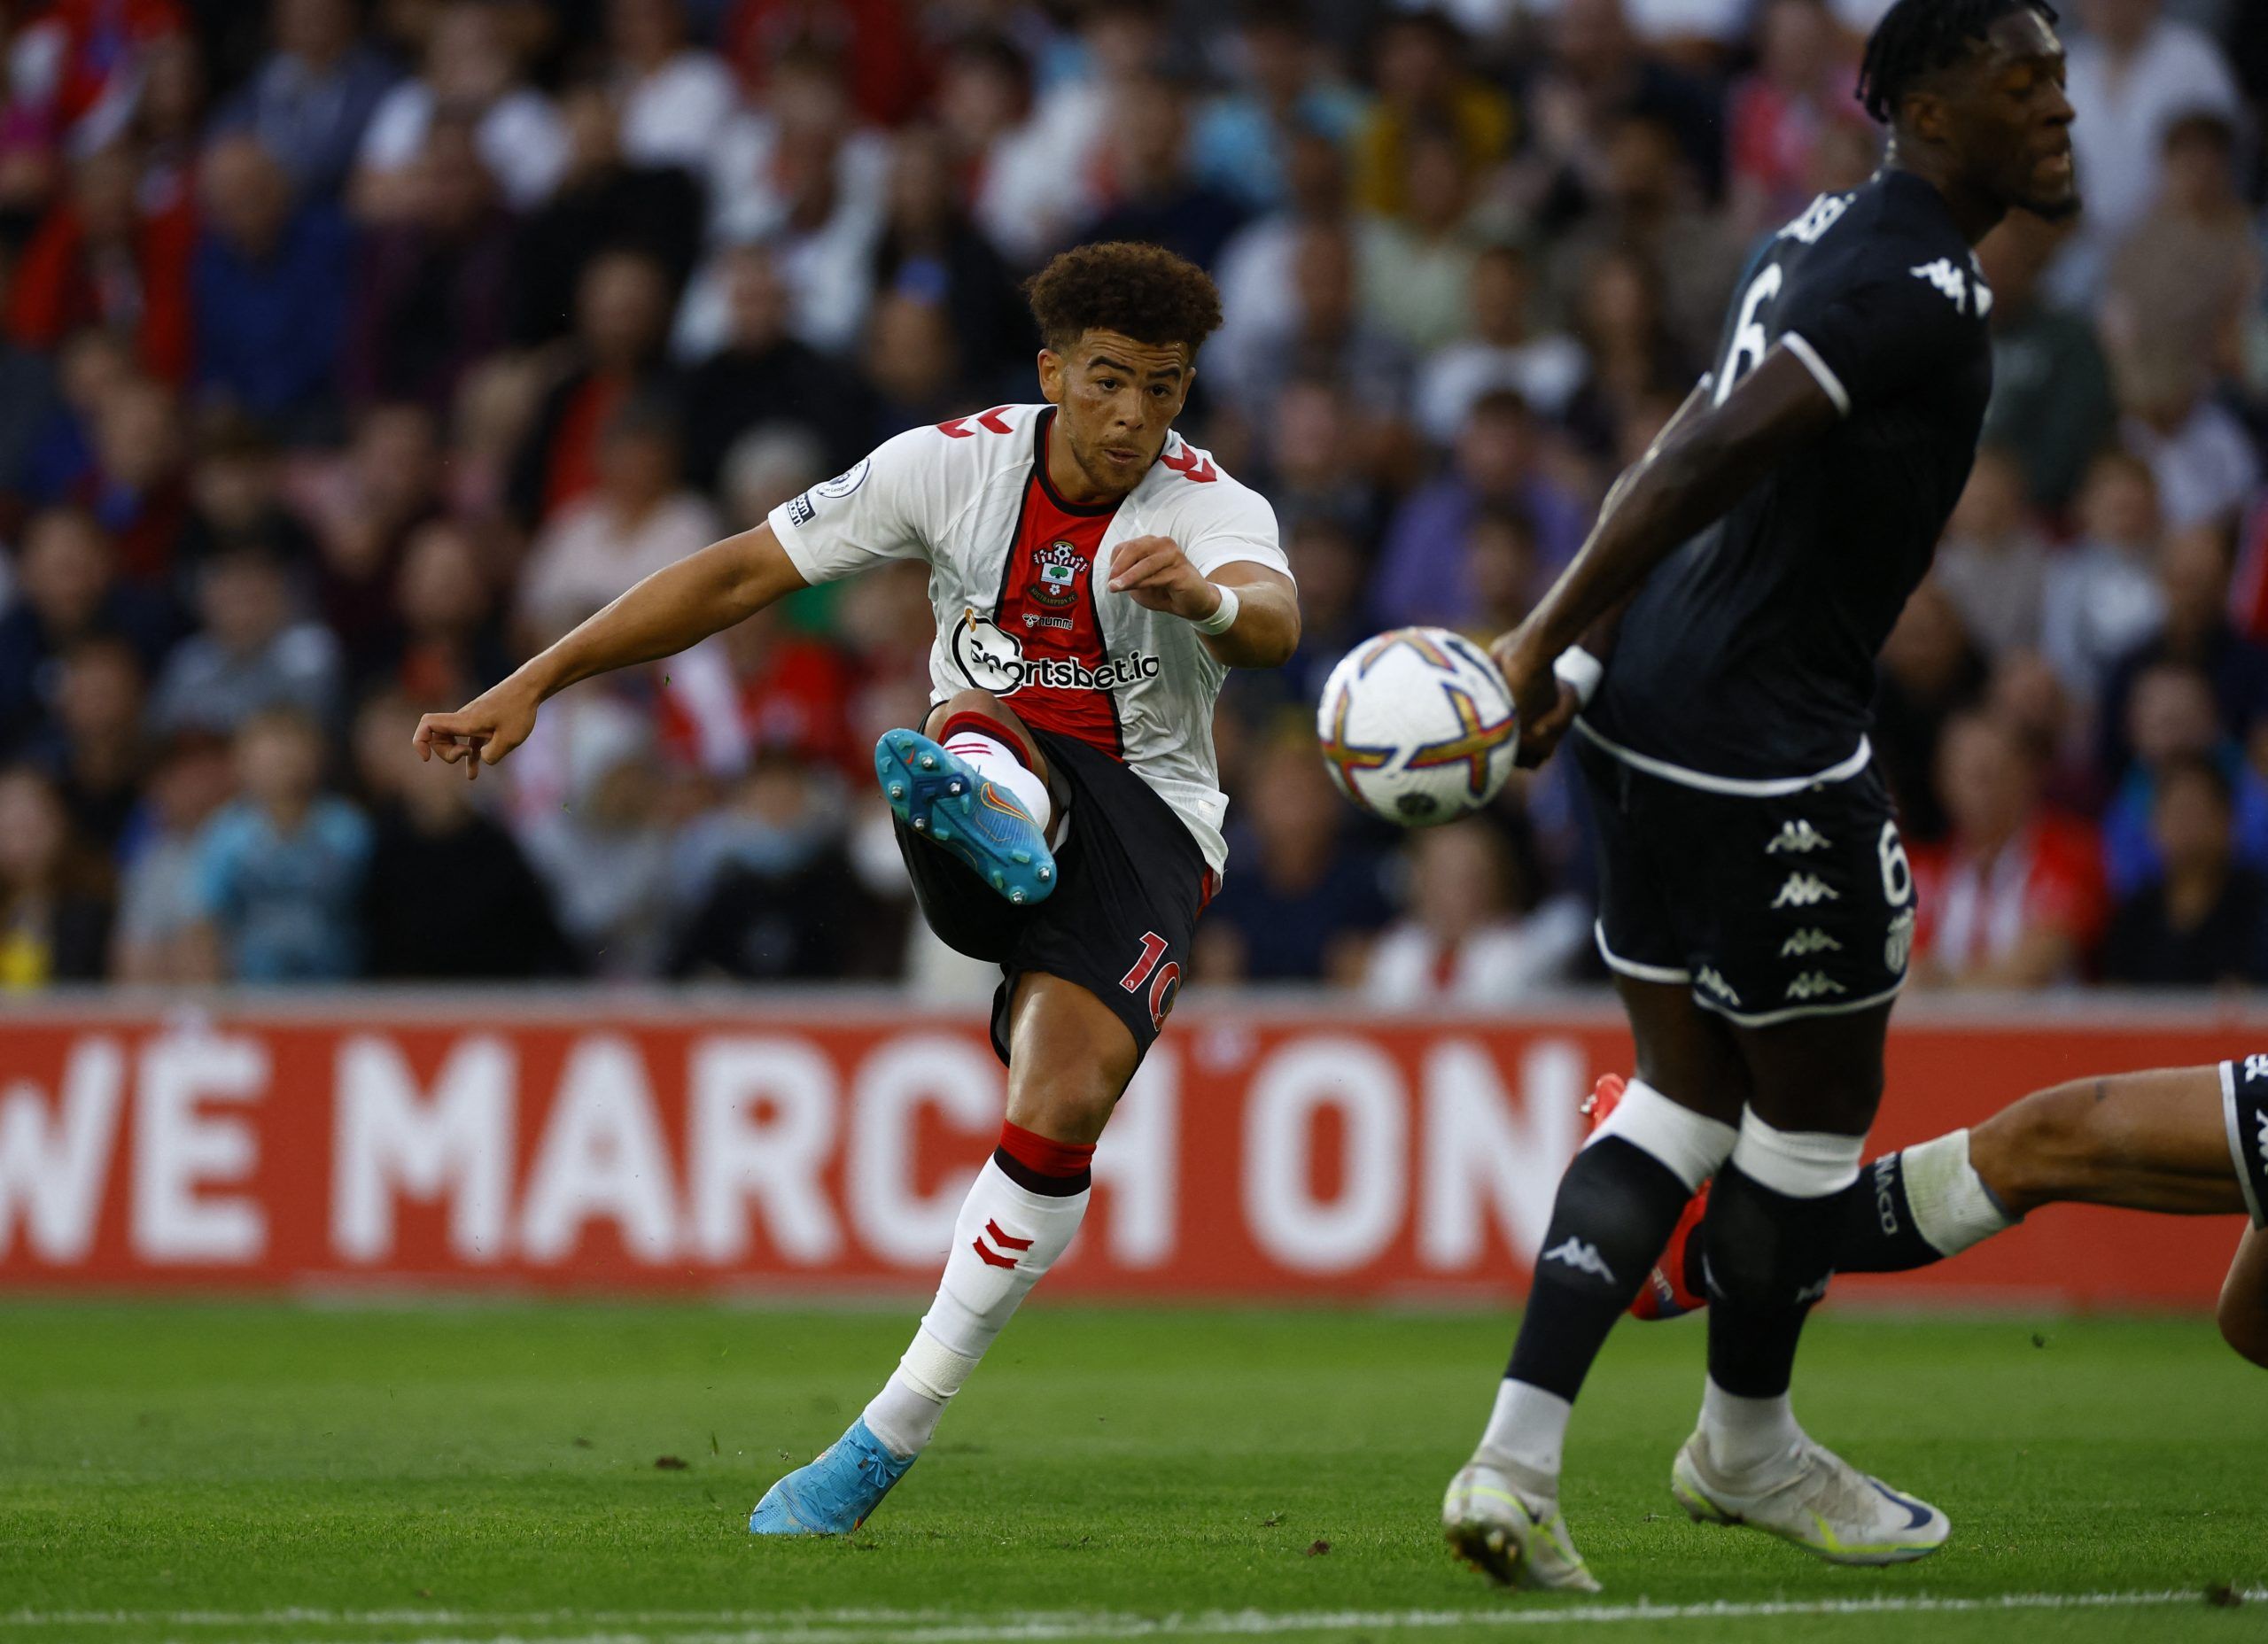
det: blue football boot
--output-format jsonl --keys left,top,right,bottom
{"left": 749, "top": 1416, "right": 915, "bottom": 1536}
{"left": 874, "top": 729, "right": 1056, "bottom": 904}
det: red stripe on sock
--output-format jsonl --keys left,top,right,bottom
{"left": 939, "top": 711, "right": 1035, "bottom": 769}
{"left": 998, "top": 1121, "right": 1095, "bottom": 1181}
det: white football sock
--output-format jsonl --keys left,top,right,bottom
{"left": 1700, "top": 1376, "right": 1803, "bottom": 1477}
{"left": 942, "top": 729, "right": 1052, "bottom": 833}
{"left": 1476, "top": 1378, "right": 1572, "bottom": 1493}
{"left": 861, "top": 1159, "right": 1088, "bottom": 1458}
{"left": 1899, "top": 1128, "right": 2016, "bottom": 1256}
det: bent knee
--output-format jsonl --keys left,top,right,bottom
{"left": 1006, "top": 1084, "right": 1118, "bottom": 1147}
{"left": 2219, "top": 1286, "right": 2268, "bottom": 1369}
{"left": 1973, "top": 1080, "right": 2110, "bottom": 1209}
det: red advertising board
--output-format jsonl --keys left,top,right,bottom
{"left": 0, "top": 995, "right": 2256, "bottom": 1307}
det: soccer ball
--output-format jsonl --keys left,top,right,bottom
{"left": 1315, "top": 627, "right": 1519, "bottom": 826}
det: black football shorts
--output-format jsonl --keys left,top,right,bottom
{"left": 2221, "top": 1057, "right": 2268, "bottom": 1229}
{"left": 1576, "top": 728, "right": 1915, "bottom": 1027}
{"left": 894, "top": 725, "right": 1212, "bottom": 1066}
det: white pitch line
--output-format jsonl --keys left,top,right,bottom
{"left": 7, "top": 1590, "right": 2264, "bottom": 1640}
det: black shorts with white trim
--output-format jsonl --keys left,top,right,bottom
{"left": 2222, "top": 1058, "right": 2268, "bottom": 1229}
{"left": 1575, "top": 725, "right": 1913, "bottom": 1027}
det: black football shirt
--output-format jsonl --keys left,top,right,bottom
{"left": 1585, "top": 168, "right": 1995, "bottom": 781}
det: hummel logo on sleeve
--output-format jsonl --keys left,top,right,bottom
{"left": 1771, "top": 873, "right": 1839, "bottom": 909}
{"left": 1542, "top": 1237, "right": 1618, "bottom": 1284}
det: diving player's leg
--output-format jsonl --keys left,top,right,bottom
{"left": 876, "top": 689, "right": 1057, "bottom": 904}
{"left": 1445, "top": 975, "right": 1744, "bottom": 1591}
{"left": 751, "top": 973, "right": 1132, "bottom": 1536}
{"left": 2220, "top": 1229, "right": 2268, "bottom": 1369}
{"left": 1673, "top": 1000, "right": 1951, "bottom": 1564}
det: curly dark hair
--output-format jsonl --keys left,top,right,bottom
{"left": 1024, "top": 242, "right": 1223, "bottom": 357}
{"left": 1856, "top": 0, "right": 2057, "bottom": 125}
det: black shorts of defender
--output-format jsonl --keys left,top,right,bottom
{"left": 1575, "top": 729, "right": 1915, "bottom": 1027}
{"left": 893, "top": 725, "right": 1211, "bottom": 1066}
{"left": 2222, "top": 1057, "right": 2268, "bottom": 1230}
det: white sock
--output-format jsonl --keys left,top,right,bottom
{"left": 1900, "top": 1128, "right": 2016, "bottom": 1256}
{"left": 942, "top": 729, "right": 1052, "bottom": 832}
{"left": 860, "top": 1159, "right": 1087, "bottom": 1458}
{"left": 1475, "top": 1378, "right": 1572, "bottom": 1493}
{"left": 1700, "top": 1376, "right": 1803, "bottom": 1476}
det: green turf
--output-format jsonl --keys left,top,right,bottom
{"left": 0, "top": 1301, "right": 2262, "bottom": 1643}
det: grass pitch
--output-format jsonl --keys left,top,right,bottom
{"left": 1, "top": 1301, "right": 2263, "bottom": 1644}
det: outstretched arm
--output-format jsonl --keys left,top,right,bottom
{"left": 1490, "top": 346, "right": 1840, "bottom": 761}
{"left": 1107, "top": 539, "right": 1300, "bottom": 669}
{"left": 415, "top": 523, "right": 810, "bottom": 777}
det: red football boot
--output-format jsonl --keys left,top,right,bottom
{"left": 1581, "top": 1074, "right": 1711, "bottom": 1321}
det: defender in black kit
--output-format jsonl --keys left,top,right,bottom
{"left": 1441, "top": 0, "right": 2083, "bottom": 1591}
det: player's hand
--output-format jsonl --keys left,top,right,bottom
{"left": 1490, "top": 627, "right": 1580, "bottom": 770}
{"left": 413, "top": 677, "right": 540, "bottom": 782}
{"left": 1105, "top": 535, "right": 1217, "bottom": 622}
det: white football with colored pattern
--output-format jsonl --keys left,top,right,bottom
{"left": 1315, "top": 627, "right": 1519, "bottom": 827}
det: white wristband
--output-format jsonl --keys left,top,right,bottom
{"left": 1552, "top": 645, "right": 1604, "bottom": 708}
{"left": 1192, "top": 582, "right": 1240, "bottom": 637}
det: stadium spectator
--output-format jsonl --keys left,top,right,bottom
{"left": 2100, "top": 660, "right": 2268, "bottom": 900}
{"left": 719, "top": 0, "right": 925, "bottom": 130}
{"left": 2096, "top": 525, "right": 2268, "bottom": 781}
{"left": 1519, "top": 0, "right": 1724, "bottom": 227}
{"left": 0, "top": 763, "right": 113, "bottom": 988}
{"left": 1251, "top": 376, "right": 1387, "bottom": 546}
{"left": 191, "top": 132, "right": 354, "bottom": 429}
{"left": 1909, "top": 710, "right": 2107, "bottom": 990}
{"left": 1359, "top": 120, "right": 1492, "bottom": 355}
{"left": 215, "top": 0, "right": 398, "bottom": 203}
{"left": 2053, "top": 0, "right": 2242, "bottom": 306}
{"left": 2101, "top": 114, "right": 2256, "bottom": 413}
{"left": 667, "top": 754, "right": 894, "bottom": 981}
{"left": 186, "top": 703, "right": 369, "bottom": 981}
{"left": 1349, "top": 9, "right": 1511, "bottom": 221}
{"left": 1196, "top": 733, "right": 1394, "bottom": 984}
{"left": 1726, "top": 0, "right": 1870, "bottom": 236}
{"left": 345, "top": 115, "right": 517, "bottom": 416}
{"left": 147, "top": 541, "right": 344, "bottom": 739}
{"left": 352, "top": 0, "right": 567, "bottom": 219}
{"left": 1212, "top": 128, "right": 1373, "bottom": 384}
{"left": 0, "top": 247, "right": 63, "bottom": 506}
{"left": 1977, "top": 216, "right": 2117, "bottom": 514}
{"left": 1209, "top": 218, "right": 1411, "bottom": 430}
{"left": 934, "top": 31, "right": 1071, "bottom": 271}
{"left": 869, "top": 127, "right": 1030, "bottom": 401}
{"left": 677, "top": 246, "right": 858, "bottom": 491}
{"left": 2040, "top": 450, "right": 2169, "bottom": 705}
{"left": 1415, "top": 244, "right": 1588, "bottom": 445}
{"left": 510, "top": 247, "right": 678, "bottom": 531}
{"left": 1081, "top": 75, "right": 1250, "bottom": 276}
{"left": 353, "top": 692, "right": 573, "bottom": 978}
{"left": 28, "top": 636, "right": 150, "bottom": 854}
{"left": 1934, "top": 446, "right": 2051, "bottom": 660}
{"left": 379, "top": 517, "right": 512, "bottom": 709}
{"left": 177, "top": 417, "right": 321, "bottom": 589}
{"left": 0, "top": 507, "right": 176, "bottom": 753}
{"left": 1363, "top": 818, "right": 1588, "bottom": 1007}
{"left": 2114, "top": 342, "right": 2260, "bottom": 536}
{"left": 604, "top": 0, "right": 739, "bottom": 174}
{"left": 1873, "top": 579, "right": 1988, "bottom": 844}
{"left": 516, "top": 395, "right": 718, "bottom": 647}
{"left": 507, "top": 83, "right": 703, "bottom": 352}
{"left": 517, "top": 696, "right": 676, "bottom": 977}
{"left": 2101, "top": 753, "right": 2268, "bottom": 988}
{"left": 714, "top": 423, "right": 827, "bottom": 536}
{"left": 1189, "top": 0, "right": 1366, "bottom": 211}
{"left": 110, "top": 729, "right": 234, "bottom": 982}
{"left": 1562, "top": 240, "right": 1696, "bottom": 457}
{"left": 1371, "top": 390, "right": 1587, "bottom": 628}
{"left": 7, "top": 143, "right": 195, "bottom": 385}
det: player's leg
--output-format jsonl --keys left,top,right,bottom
{"left": 2220, "top": 1229, "right": 2268, "bottom": 1369}
{"left": 1671, "top": 1000, "right": 1950, "bottom": 1563}
{"left": 1444, "top": 974, "right": 1744, "bottom": 1590}
{"left": 875, "top": 689, "right": 1057, "bottom": 904}
{"left": 750, "top": 973, "right": 1133, "bottom": 1536}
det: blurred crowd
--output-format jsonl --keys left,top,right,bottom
{"left": 0, "top": 0, "right": 2264, "bottom": 1002}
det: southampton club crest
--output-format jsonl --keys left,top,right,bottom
{"left": 1028, "top": 539, "right": 1085, "bottom": 608}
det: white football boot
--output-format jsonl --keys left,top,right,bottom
{"left": 1441, "top": 1458, "right": 1602, "bottom": 1592}
{"left": 1670, "top": 1427, "right": 1949, "bottom": 1564}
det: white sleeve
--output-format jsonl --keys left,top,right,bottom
{"left": 1184, "top": 483, "right": 1290, "bottom": 582}
{"left": 765, "top": 425, "right": 941, "bottom": 584}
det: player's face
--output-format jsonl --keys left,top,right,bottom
{"left": 1948, "top": 11, "right": 2078, "bottom": 222}
{"left": 1040, "top": 330, "right": 1193, "bottom": 494}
